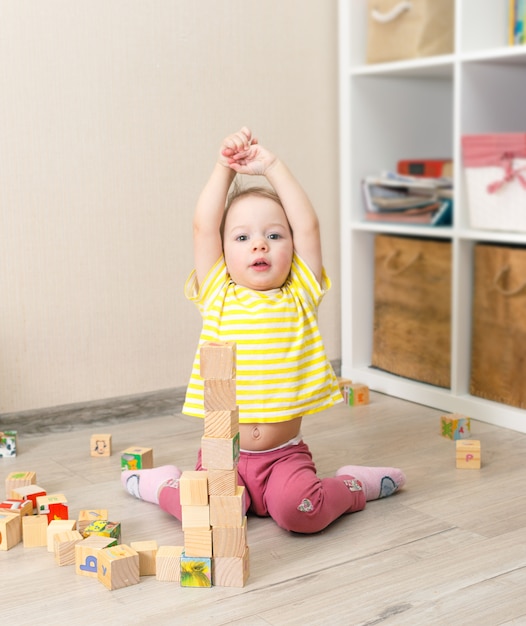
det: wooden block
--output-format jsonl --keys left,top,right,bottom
{"left": 441, "top": 413, "right": 472, "bottom": 440}
{"left": 10, "top": 485, "right": 46, "bottom": 511}
{"left": 180, "top": 552, "right": 212, "bottom": 587}
{"left": 36, "top": 494, "right": 68, "bottom": 523}
{"left": 77, "top": 509, "right": 109, "bottom": 534}
{"left": 47, "top": 519, "right": 77, "bottom": 552}
{"left": 54, "top": 530, "right": 84, "bottom": 566}
{"left": 201, "top": 433, "right": 240, "bottom": 470}
{"left": 179, "top": 471, "right": 209, "bottom": 506}
{"left": 82, "top": 520, "right": 121, "bottom": 542}
{"left": 156, "top": 545, "right": 184, "bottom": 582}
{"left": 342, "top": 383, "right": 369, "bottom": 406}
{"left": 130, "top": 540, "right": 158, "bottom": 576}
{"left": 120, "top": 446, "right": 153, "bottom": 470}
{"left": 97, "top": 544, "right": 140, "bottom": 590}
{"left": 337, "top": 377, "right": 353, "bottom": 391}
{"left": 204, "top": 408, "right": 239, "bottom": 439}
{"left": 207, "top": 468, "right": 238, "bottom": 496}
{"left": 0, "top": 430, "right": 17, "bottom": 457}
{"left": 212, "top": 545, "right": 250, "bottom": 588}
{"left": 0, "top": 512, "right": 22, "bottom": 550}
{"left": 91, "top": 433, "right": 112, "bottom": 457}
{"left": 5, "top": 471, "right": 36, "bottom": 499}
{"left": 199, "top": 341, "right": 237, "bottom": 380}
{"left": 22, "top": 514, "right": 48, "bottom": 547}
{"left": 210, "top": 486, "right": 246, "bottom": 528}
{"left": 181, "top": 504, "right": 209, "bottom": 529}
{"left": 204, "top": 379, "right": 237, "bottom": 412}
{"left": 0, "top": 499, "right": 33, "bottom": 517}
{"left": 213, "top": 517, "right": 248, "bottom": 557}
{"left": 456, "top": 439, "right": 481, "bottom": 469}
{"left": 183, "top": 527, "right": 213, "bottom": 557}
{"left": 75, "top": 535, "right": 118, "bottom": 577}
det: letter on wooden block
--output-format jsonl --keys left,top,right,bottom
{"left": 97, "top": 544, "right": 140, "bottom": 590}
{"left": 204, "top": 408, "right": 239, "bottom": 439}
{"left": 130, "top": 540, "right": 158, "bottom": 576}
{"left": 75, "top": 535, "right": 118, "bottom": 577}
{"left": 0, "top": 512, "right": 22, "bottom": 550}
{"left": 212, "top": 546, "right": 250, "bottom": 587}
{"left": 179, "top": 471, "right": 209, "bottom": 506}
{"left": 5, "top": 471, "right": 37, "bottom": 499}
{"left": 183, "top": 527, "right": 213, "bottom": 557}
{"left": 180, "top": 552, "right": 212, "bottom": 587}
{"left": 204, "top": 379, "right": 237, "bottom": 412}
{"left": 456, "top": 439, "right": 481, "bottom": 469}
{"left": 156, "top": 545, "right": 184, "bottom": 582}
{"left": 22, "top": 514, "right": 48, "bottom": 547}
{"left": 91, "top": 433, "right": 112, "bottom": 457}
{"left": 199, "top": 341, "right": 237, "bottom": 380}
{"left": 213, "top": 517, "right": 248, "bottom": 557}
{"left": 441, "top": 413, "right": 472, "bottom": 440}
{"left": 207, "top": 468, "right": 238, "bottom": 496}
{"left": 201, "top": 433, "right": 240, "bottom": 470}
{"left": 54, "top": 530, "right": 84, "bottom": 566}
{"left": 120, "top": 446, "right": 153, "bottom": 471}
{"left": 210, "top": 486, "right": 246, "bottom": 528}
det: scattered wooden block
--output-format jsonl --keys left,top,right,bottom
{"left": 201, "top": 433, "right": 240, "bottom": 470}
{"left": 36, "top": 493, "right": 68, "bottom": 523}
{"left": 181, "top": 504, "right": 210, "bottom": 530}
{"left": 204, "top": 408, "right": 239, "bottom": 439}
{"left": 90, "top": 433, "right": 112, "bottom": 457}
{"left": 342, "top": 383, "right": 369, "bottom": 406}
{"left": 97, "top": 544, "right": 140, "bottom": 590}
{"left": 179, "top": 471, "right": 209, "bottom": 506}
{"left": 47, "top": 519, "right": 77, "bottom": 552}
{"left": 337, "top": 377, "right": 353, "bottom": 391}
{"left": 184, "top": 527, "right": 213, "bottom": 557}
{"left": 156, "top": 546, "right": 184, "bottom": 582}
{"left": 456, "top": 439, "right": 481, "bottom": 469}
{"left": 0, "top": 499, "right": 33, "bottom": 517}
{"left": 77, "top": 509, "right": 109, "bottom": 535}
{"left": 180, "top": 552, "right": 212, "bottom": 587}
{"left": 120, "top": 446, "right": 153, "bottom": 471}
{"left": 82, "top": 520, "right": 121, "bottom": 542}
{"left": 212, "top": 517, "right": 248, "bottom": 557}
{"left": 75, "top": 535, "right": 118, "bottom": 578}
{"left": 5, "top": 471, "right": 36, "bottom": 499}
{"left": 10, "top": 485, "right": 46, "bottom": 511}
{"left": 22, "top": 514, "right": 48, "bottom": 547}
{"left": 54, "top": 530, "right": 84, "bottom": 566}
{"left": 199, "top": 341, "right": 237, "bottom": 380}
{"left": 130, "top": 540, "right": 158, "bottom": 576}
{"left": 213, "top": 546, "right": 250, "bottom": 588}
{"left": 207, "top": 468, "right": 238, "bottom": 497}
{"left": 203, "top": 379, "right": 237, "bottom": 412}
{"left": 0, "top": 430, "right": 17, "bottom": 457}
{"left": 441, "top": 413, "right": 472, "bottom": 440}
{"left": 0, "top": 511, "right": 22, "bottom": 550}
{"left": 209, "top": 486, "right": 246, "bottom": 528}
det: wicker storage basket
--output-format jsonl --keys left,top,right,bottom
{"left": 372, "top": 234, "right": 451, "bottom": 387}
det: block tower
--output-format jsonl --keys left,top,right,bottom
{"left": 179, "top": 341, "right": 249, "bottom": 588}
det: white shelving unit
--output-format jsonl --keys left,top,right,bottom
{"left": 338, "top": 0, "right": 526, "bottom": 433}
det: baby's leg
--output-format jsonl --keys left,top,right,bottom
{"left": 336, "top": 465, "right": 406, "bottom": 501}
{"left": 121, "top": 465, "right": 181, "bottom": 505}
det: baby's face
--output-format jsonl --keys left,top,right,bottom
{"left": 223, "top": 194, "right": 293, "bottom": 291}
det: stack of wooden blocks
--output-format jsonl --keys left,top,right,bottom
{"left": 178, "top": 340, "right": 249, "bottom": 588}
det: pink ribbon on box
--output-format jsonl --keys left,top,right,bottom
{"left": 487, "top": 152, "right": 526, "bottom": 194}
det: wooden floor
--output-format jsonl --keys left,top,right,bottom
{"left": 2, "top": 392, "right": 526, "bottom": 625}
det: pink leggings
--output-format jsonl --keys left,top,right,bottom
{"left": 159, "top": 441, "right": 366, "bottom": 534}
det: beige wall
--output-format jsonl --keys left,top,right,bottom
{"left": 0, "top": 0, "right": 340, "bottom": 413}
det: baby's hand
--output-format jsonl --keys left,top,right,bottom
{"left": 219, "top": 127, "right": 256, "bottom": 166}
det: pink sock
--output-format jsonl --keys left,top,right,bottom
{"left": 121, "top": 465, "right": 181, "bottom": 504}
{"left": 336, "top": 465, "right": 406, "bottom": 501}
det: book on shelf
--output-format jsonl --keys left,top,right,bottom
{"left": 510, "top": 0, "right": 525, "bottom": 45}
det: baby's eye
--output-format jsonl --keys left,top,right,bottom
{"left": 268, "top": 233, "right": 281, "bottom": 240}
{"left": 236, "top": 235, "right": 248, "bottom": 242}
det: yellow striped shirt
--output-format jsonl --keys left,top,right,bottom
{"left": 182, "top": 253, "right": 342, "bottom": 423}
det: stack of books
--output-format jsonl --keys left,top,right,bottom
{"left": 362, "top": 171, "right": 453, "bottom": 226}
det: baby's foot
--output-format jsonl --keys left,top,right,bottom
{"left": 121, "top": 465, "right": 181, "bottom": 504}
{"left": 336, "top": 465, "right": 406, "bottom": 501}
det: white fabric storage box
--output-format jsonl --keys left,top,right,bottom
{"left": 462, "top": 133, "right": 526, "bottom": 233}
